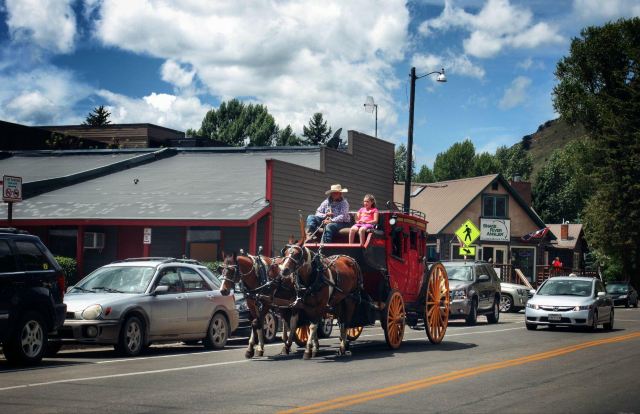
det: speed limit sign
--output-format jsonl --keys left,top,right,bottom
{"left": 2, "top": 175, "right": 22, "bottom": 202}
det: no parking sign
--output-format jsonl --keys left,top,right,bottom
{"left": 2, "top": 175, "right": 22, "bottom": 202}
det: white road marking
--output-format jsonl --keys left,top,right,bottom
{"left": 0, "top": 359, "right": 250, "bottom": 392}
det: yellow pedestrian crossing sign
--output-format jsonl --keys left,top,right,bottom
{"left": 455, "top": 219, "right": 480, "bottom": 246}
{"left": 459, "top": 246, "right": 476, "bottom": 256}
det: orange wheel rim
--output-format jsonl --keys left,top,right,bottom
{"left": 425, "top": 263, "right": 449, "bottom": 344}
{"left": 386, "top": 291, "right": 405, "bottom": 348}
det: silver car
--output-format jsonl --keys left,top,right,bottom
{"left": 500, "top": 282, "right": 530, "bottom": 313}
{"left": 525, "top": 276, "right": 614, "bottom": 331}
{"left": 56, "top": 258, "right": 239, "bottom": 356}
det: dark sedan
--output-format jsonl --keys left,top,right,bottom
{"left": 606, "top": 281, "right": 638, "bottom": 308}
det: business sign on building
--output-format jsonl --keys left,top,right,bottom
{"left": 480, "top": 218, "right": 510, "bottom": 242}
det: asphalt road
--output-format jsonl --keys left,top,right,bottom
{"left": 1, "top": 309, "right": 640, "bottom": 414}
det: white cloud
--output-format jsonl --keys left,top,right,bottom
{"left": 419, "top": 0, "right": 563, "bottom": 58}
{"left": 160, "top": 60, "right": 195, "bottom": 89}
{"left": 572, "top": 0, "right": 640, "bottom": 22}
{"left": 516, "top": 57, "right": 545, "bottom": 71}
{"left": 412, "top": 52, "right": 485, "bottom": 79}
{"left": 4, "top": 0, "right": 77, "bottom": 54}
{"left": 499, "top": 76, "right": 531, "bottom": 109}
{"left": 0, "top": 67, "right": 92, "bottom": 125}
{"left": 91, "top": 0, "right": 410, "bottom": 136}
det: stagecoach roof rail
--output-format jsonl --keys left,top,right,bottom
{"left": 386, "top": 201, "right": 426, "bottom": 219}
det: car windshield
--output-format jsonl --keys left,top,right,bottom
{"left": 200, "top": 267, "right": 222, "bottom": 289}
{"left": 537, "top": 279, "right": 592, "bottom": 296}
{"left": 445, "top": 265, "right": 473, "bottom": 281}
{"left": 606, "top": 283, "right": 628, "bottom": 294}
{"left": 72, "top": 266, "right": 155, "bottom": 294}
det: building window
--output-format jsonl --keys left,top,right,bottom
{"left": 427, "top": 244, "right": 438, "bottom": 262}
{"left": 482, "top": 195, "right": 508, "bottom": 218}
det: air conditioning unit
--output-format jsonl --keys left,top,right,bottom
{"left": 83, "top": 232, "right": 105, "bottom": 249}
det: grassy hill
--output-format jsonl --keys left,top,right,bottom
{"left": 519, "top": 118, "right": 588, "bottom": 183}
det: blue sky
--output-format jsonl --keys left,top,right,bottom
{"left": 1, "top": 0, "right": 639, "bottom": 169}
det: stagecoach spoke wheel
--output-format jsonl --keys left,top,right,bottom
{"left": 383, "top": 290, "right": 405, "bottom": 349}
{"left": 424, "top": 262, "right": 449, "bottom": 344}
{"left": 294, "top": 325, "right": 310, "bottom": 347}
{"left": 346, "top": 326, "right": 363, "bottom": 341}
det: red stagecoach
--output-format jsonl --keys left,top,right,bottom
{"left": 294, "top": 204, "right": 450, "bottom": 349}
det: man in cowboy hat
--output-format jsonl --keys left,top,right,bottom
{"left": 305, "top": 184, "right": 350, "bottom": 243}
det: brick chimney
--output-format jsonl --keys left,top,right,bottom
{"left": 560, "top": 223, "right": 569, "bottom": 240}
{"left": 508, "top": 176, "right": 532, "bottom": 207}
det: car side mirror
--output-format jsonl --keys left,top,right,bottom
{"left": 478, "top": 274, "right": 490, "bottom": 282}
{"left": 597, "top": 291, "right": 606, "bottom": 298}
{"left": 153, "top": 285, "right": 169, "bottom": 296}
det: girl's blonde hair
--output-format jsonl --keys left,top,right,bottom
{"left": 364, "top": 194, "right": 376, "bottom": 208}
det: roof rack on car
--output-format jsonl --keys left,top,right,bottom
{"left": 0, "top": 227, "right": 29, "bottom": 234}
{"left": 114, "top": 257, "right": 175, "bottom": 263}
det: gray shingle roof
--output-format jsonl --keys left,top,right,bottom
{"left": 1, "top": 149, "right": 320, "bottom": 221}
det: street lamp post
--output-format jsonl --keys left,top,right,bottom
{"left": 403, "top": 66, "right": 446, "bottom": 213}
{"left": 364, "top": 96, "right": 378, "bottom": 138}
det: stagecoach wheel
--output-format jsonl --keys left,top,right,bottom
{"left": 346, "top": 326, "right": 364, "bottom": 341}
{"left": 424, "top": 262, "right": 450, "bottom": 344}
{"left": 294, "top": 325, "right": 310, "bottom": 347}
{"left": 382, "top": 290, "right": 405, "bottom": 349}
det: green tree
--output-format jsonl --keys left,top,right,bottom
{"left": 302, "top": 113, "right": 332, "bottom": 145}
{"left": 197, "top": 99, "right": 278, "bottom": 146}
{"left": 394, "top": 143, "right": 415, "bottom": 182}
{"left": 495, "top": 144, "right": 533, "bottom": 180}
{"left": 83, "top": 105, "right": 111, "bottom": 126}
{"left": 433, "top": 139, "right": 476, "bottom": 181}
{"left": 532, "top": 140, "right": 594, "bottom": 223}
{"left": 553, "top": 17, "right": 640, "bottom": 282}
{"left": 472, "top": 152, "right": 500, "bottom": 176}
{"left": 415, "top": 165, "right": 435, "bottom": 183}
{"left": 275, "top": 125, "right": 302, "bottom": 146}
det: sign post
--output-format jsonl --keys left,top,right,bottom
{"left": 2, "top": 175, "right": 23, "bottom": 224}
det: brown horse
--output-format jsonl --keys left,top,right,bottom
{"left": 219, "top": 251, "right": 275, "bottom": 358}
{"left": 279, "top": 243, "right": 361, "bottom": 359}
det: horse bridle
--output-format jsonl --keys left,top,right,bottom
{"left": 219, "top": 256, "right": 255, "bottom": 285}
{"left": 281, "top": 245, "right": 312, "bottom": 275}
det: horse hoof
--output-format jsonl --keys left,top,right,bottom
{"left": 303, "top": 351, "right": 311, "bottom": 360}
{"left": 311, "top": 350, "right": 317, "bottom": 358}
{"left": 256, "top": 350, "right": 264, "bottom": 357}
{"left": 245, "top": 350, "right": 255, "bottom": 359}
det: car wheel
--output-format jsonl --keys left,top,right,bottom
{"left": 625, "top": 299, "right": 630, "bottom": 308}
{"left": 317, "top": 318, "right": 333, "bottom": 338}
{"left": 262, "top": 312, "right": 278, "bottom": 343}
{"left": 525, "top": 323, "right": 537, "bottom": 330}
{"left": 499, "top": 294, "right": 513, "bottom": 313}
{"left": 486, "top": 298, "right": 500, "bottom": 324}
{"left": 3, "top": 311, "right": 48, "bottom": 365}
{"left": 204, "top": 313, "right": 229, "bottom": 350}
{"left": 634, "top": 299, "right": 638, "bottom": 308}
{"left": 115, "top": 316, "right": 145, "bottom": 356}
{"left": 604, "top": 309, "right": 614, "bottom": 330}
{"left": 465, "top": 298, "right": 478, "bottom": 326}
{"left": 588, "top": 310, "right": 598, "bottom": 332}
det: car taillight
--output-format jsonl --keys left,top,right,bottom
{"left": 57, "top": 272, "right": 66, "bottom": 300}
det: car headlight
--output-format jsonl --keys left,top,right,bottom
{"left": 81, "top": 304, "right": 103, "bottom": 320}
{"left": 573, "top": 305, "right": 592, "bottom": 311}
{"left": 450, "top": 289, "right": 467, "bottom": 300}
{"left": 236, "top": 301, "right": 249, "bottom": 312}
{"left": 618, "top": 295, "right": 627, "bottom": 299}
{"left": 517, "top": 288, "right": 527, "bottom": 295}
{"left": 526, "top": 303, "right": 539, "bottom": 310}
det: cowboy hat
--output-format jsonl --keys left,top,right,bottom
{"left": 325, "top": 184, "right": 348, "bottom": 195}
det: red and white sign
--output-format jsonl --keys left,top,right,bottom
{"left": 143, "top": 228, "right": 152, "bottom": 244}
{"left": 2, "top": 175, "right": 22, "bottom": 202}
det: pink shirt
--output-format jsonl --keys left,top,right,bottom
{"left": 357, "top": 207, "right": 378, "bottom": 223}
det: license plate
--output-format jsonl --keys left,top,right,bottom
{"left": 548, "top": 313, "right": 562, "bottom": 321}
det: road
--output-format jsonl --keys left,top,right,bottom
{"left": 1, "top": 309, "right": 639, "bottom": 414}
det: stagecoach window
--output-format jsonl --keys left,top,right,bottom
{"left": 410, "top": 230, "right": 417, "bottom": 250}
{"left": 392, "top": 228, "right": 403, "bottom": 258}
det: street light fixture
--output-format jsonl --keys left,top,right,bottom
{"left": 364, "top": 96, "right": 378, "bottom": 138}
{"left": 403, "top": 67, "right": 446, "bottom": 213}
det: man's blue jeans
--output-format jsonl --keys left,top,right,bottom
{"left": 306, "top": 215, "right": 350, "bottom": 243}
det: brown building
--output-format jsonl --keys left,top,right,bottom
{"left": 0, "top": 130, "right": 393, "bottom": 279}
{"left": 546, "top": 223, "right": 589, "bottom": 273}
{"left": 395, "top": 174, "right": 554, "bottom": 284}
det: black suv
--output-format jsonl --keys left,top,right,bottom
{"left": 0, "top": 229, "right": 66, "bottom": 365}
{"left": 443, "top": 261, "right": 501, "bottom": 325}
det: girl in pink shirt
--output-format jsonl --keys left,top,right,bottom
{"left": 349, "top": 194, "right": 379, "bottom": 245}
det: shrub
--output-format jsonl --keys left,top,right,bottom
{"left": 55, "top": 256, "right": 78, "bottom": 285}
